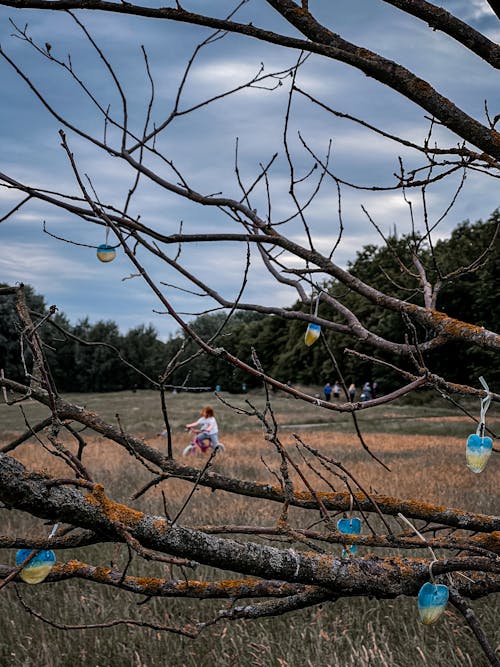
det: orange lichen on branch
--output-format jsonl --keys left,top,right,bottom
{"left": 133, "top": 576, "right": 165, "bottom": 593}
{"left": 152, "top": 518, "right": 167, "bottom": 533}
{"left": 56, "top": 560, "right": 123, "bottom": 584}
{"left": 292, "top": 490, "right": 315, "bottom": 502}
{"left": 315, "top": 554, "right": 337, "bottom": 579}
{"left": 384, "top": 555, "right": 417, "bottom": 579}
{"left": 60, "top": 560, "right": 116, "bottom": 583}
{"left": 284, "top": 490, "right": 497, "bottom": 533}
{"left": 175, "top": 578, "right": 303, "bottom": 597}
{"left": 276, "top": 516, "right": 288, "bottom": 531}
{"left": 84, "top": 484, "right": 144, "bottom": 527}
{"left": 405, "top": 305, "right": 500, "bottom": 347}
{"left": 186, "top": 580, "right": 238, "bottom": 594}
{"left": 54, "top": 563, "right": 305, "bottom": 598}
{"left": 212, "top": 579, "right": 257, "bottom": 593}
{"left": 58, "top": 559, "right": 92, "bottom": 576}
{"left": 472, "top": 532, "right": 500, "bottom": 555}
{"left": 374, "top": 495, "right": 449, "bottom": 515}
{"left": 292, "top": 489, "right": 382, "bottom": 508}
{"left": 429, "top": 310, "right": 487, "bottom": 337}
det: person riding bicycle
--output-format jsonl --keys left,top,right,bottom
{"left": 185, "top": 405, "right": 220, "bottom": 452}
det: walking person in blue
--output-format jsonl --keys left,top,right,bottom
{"left": 323, "top": 382, "right": 332, "bottom": 402}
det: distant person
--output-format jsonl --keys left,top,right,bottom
{"left": 361, "top": 382, "right": 372, "bottom": 402}
{"left": 372, "top": 380, "right": 378, "bottom": 399}
{"left": 185, "top": 405, "right": 220, "bottom": 451}
{"left": 323, "top": 382, "right": 332, "bottom": 402}
{"left": 348, "top": 383, "right": 356, "bottom": 401}
{"left": 333, "top": 381, "right": 341, "bottom": 399}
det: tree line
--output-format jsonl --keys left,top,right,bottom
{"left": 2, "top": 213, "right": 498, "bottom": 395}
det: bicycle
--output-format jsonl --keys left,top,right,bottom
{"left": 182, "top": 426, "right": 225, "bottom": 457}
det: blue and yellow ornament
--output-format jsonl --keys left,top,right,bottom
{"left": 304, "top": 291, "right": 322, "bottom": 347}
{"left": 466, "top": 433, "right": 493, "bottom": 473}
{"left": 96, "top": 243, "right": 116, "bottom": 263}
{"left": 304, "top": 323, "right": 321, "bottom": 347}
{"left": 417, "top": 581, "right": 449, "bottom": 625}
{"left": 15, "top": 549, "right": 56, "bottom": 584}
{"left": 466, "top": 376, "right": 493, "bottom": 473}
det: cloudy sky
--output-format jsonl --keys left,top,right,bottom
{"left": 0, "top": 0, "right": 498, "bottom": 339}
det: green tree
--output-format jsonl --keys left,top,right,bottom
{"left": 0, "top": 283, "right": 46, "bottom": 383}
{"left": 69, "top": 319, "right": 123, "bottom": 392}
{"left": 430, "top": 212, "right": 500, "bottom": 385}
{"left": 120, "top": 324, "right": 167, "bottom": 389}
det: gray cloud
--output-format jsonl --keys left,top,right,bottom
{"left": 0, "top": 3, "right": 499, "bottom": 339}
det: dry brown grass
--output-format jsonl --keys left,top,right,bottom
{"left": 9, "top": 425, "right": 497, "bottom": 534}
{"left": 1, "top": 393, "right": 499, "bottom": 667}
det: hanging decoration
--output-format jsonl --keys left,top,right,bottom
{"left": 417, "top": 581, "right": 449, "bottom": 625}
{"left": 96, "top": 243, "right": 116, "bottom": 263}
{"left": 15, "top": 549, "right": 56, "bottom": 584}
{"left": 96, "top": 224, "right": 116, "bottom": 262}
{"left": 466, "top": 376, "right": 493, "bottom": 474}
{"left": 466, "top": 434, "right": 493, "bottom": 473}
{"left": 304, "top": 323, "right": 321, "bottom": 347}
{"left": 337, "top": 517, "right": 362, "bottom": 557}
{"left": 304, "top": 291, "right": 321, "bottom": 347}
{"left": 15, "top": 524, "right": 58, "bottom": 585}
{"left": 397, "top": 513, "right": 450, "bottom": 625}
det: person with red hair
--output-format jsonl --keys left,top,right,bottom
{"left": 186, "top": 405, "right": 219, "bottom": 452}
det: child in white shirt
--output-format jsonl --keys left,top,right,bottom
{"left": 186, "top": 405, "right": 219, "bottom": 451}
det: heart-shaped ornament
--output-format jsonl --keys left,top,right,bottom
{"left": 417, "top": 582, "right": 449, "bottom": 625}
{"left": 337, "top": 517, "right": 361, "bottom": 556}
{"left": 466, "top": 434, "right": 493, "bottom": 473}
{"left": 304, "top": 323, "right": 321, "bottom": 347}
{"left": 337, "top": 518, "right": 361, "bottom": 535}
{"left": 15, "top": 549, "right": 56, "bottom": 584}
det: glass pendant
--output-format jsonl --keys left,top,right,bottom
{"left": 304, "top": 323, "right": 321, "bottom": 347}
{"left": 417, "top": 582, "right": 449, "bottom": 625}
{"left": 96, "top": 244, "right": 116, "bottom": 263}
{"left": 466, "top": 434, "right": 493, "bottom": 473}
{"left": 15, "top": 549, "right": 56, "bottom": 584}
{"left": 337, "top": 517, "right": 361, "bottom": 556}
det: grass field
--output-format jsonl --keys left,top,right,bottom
{"left": 0, "top": 389, "right": 498, "bottom": 666}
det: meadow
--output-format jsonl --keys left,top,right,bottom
{"left": 0, "top": 388, "right": 498, "bottom": 666}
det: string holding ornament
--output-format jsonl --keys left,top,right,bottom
{"left": 304, "top": 291, "right": 322, "bottom": 347}
{"left": 96, "top": 223, "right": 117, "bottom": 263}
{"left": 465, "top": 376, "right": 493, "bottom": 474}
{"left": 398, "top": 513, "right": 449, "bottom": 625}
{"left": 15, "top": 523, "right": 58, "bottom": 585}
